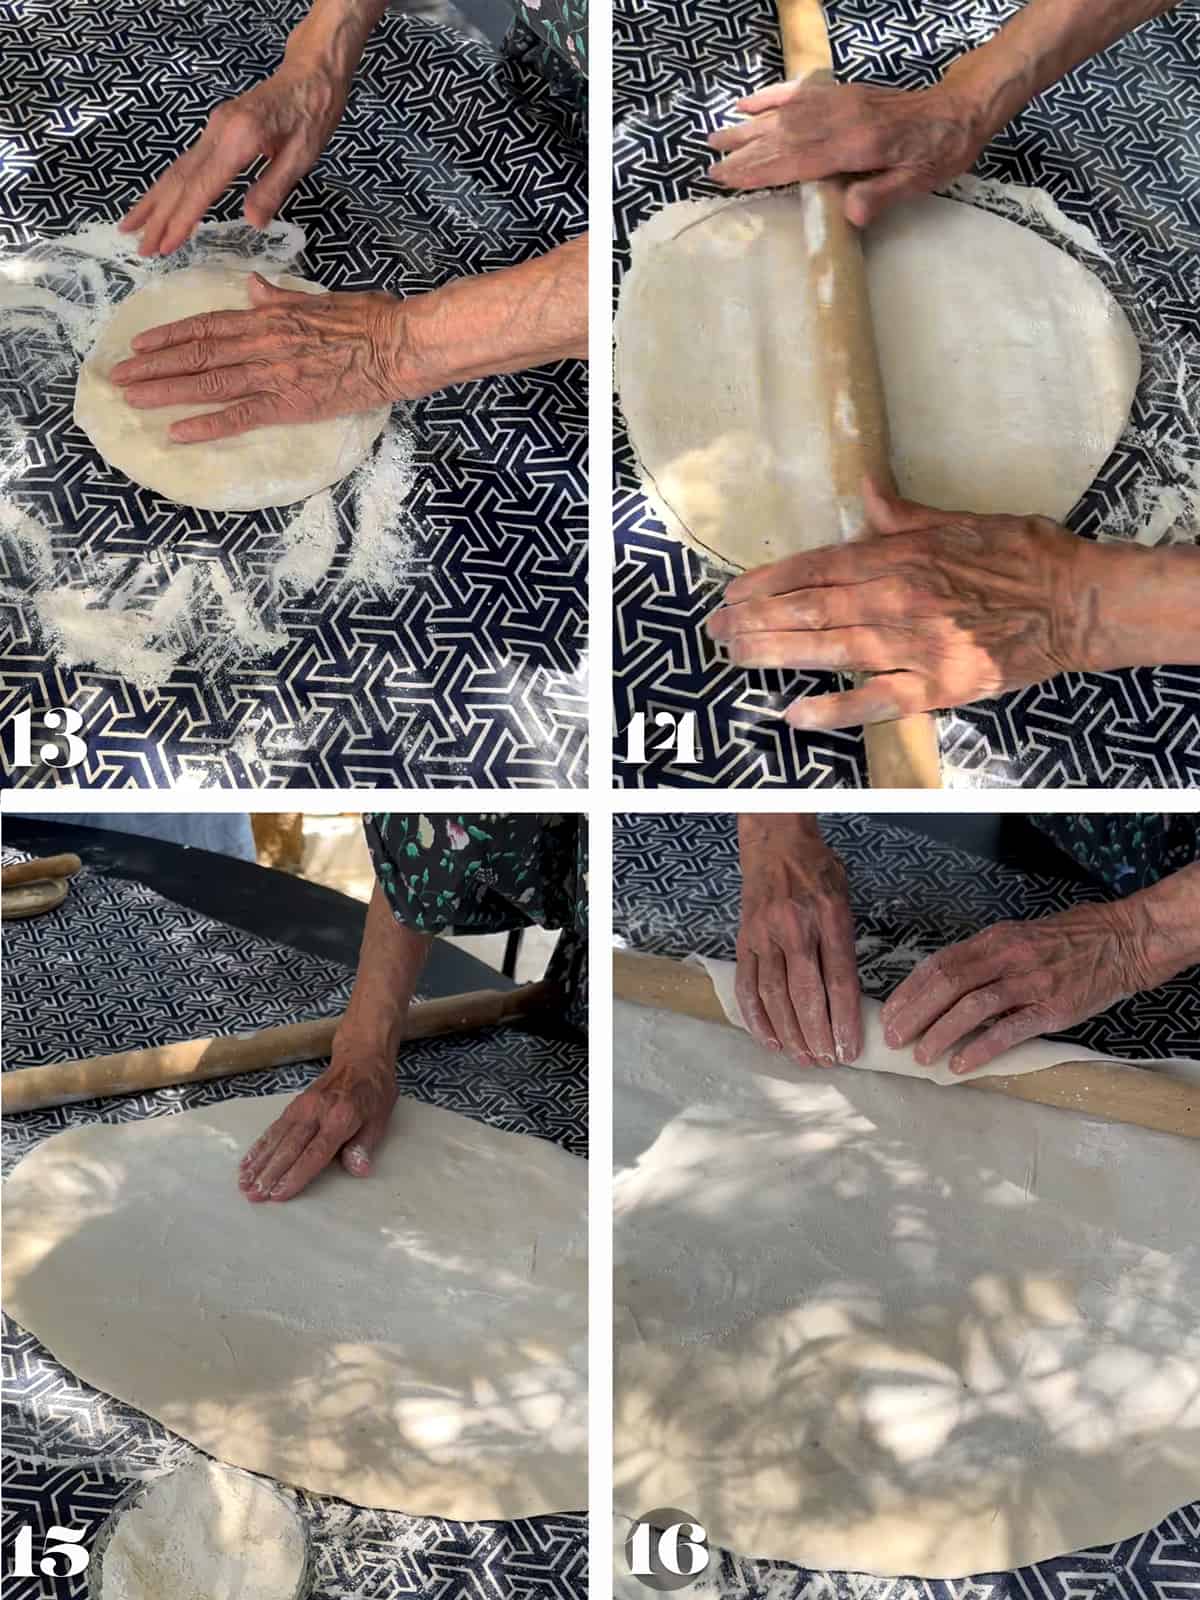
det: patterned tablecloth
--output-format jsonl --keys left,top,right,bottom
{"left": 1, "top": 855, "right": 588, "bottom": 1599}
{"left": 613, "top": 0, "right": 1200, "bottom": 788}
{"left": 613, "top": 812, "right": 1200, "bottom": 1596}
{"left": 0, "top": 0, "right": 587, "bottom": 790}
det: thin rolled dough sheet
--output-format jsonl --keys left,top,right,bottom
{"left": 614, "top": 192, "right": 1141, "bottom": 569}
{"left": 3, "top": 1093, "right": 587, "bottom": 1518}
{"left": 697, "top": 953, "right": 1200, "bottom": 1086}
{"left": 613, "top": 994, "right": 1200, "bottom": 1577}
{"left": 75, "top": 266, "right": 390, "bottom": 512}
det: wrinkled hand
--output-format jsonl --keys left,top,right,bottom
{"left": 120, "top": 62, "right": 351, "bottom": 257}
{"left": 239, "top": 1048, "right": 398, "bottom": 1203}
{"left": 736, "top": 817, "right": 862, "bottom": 1066}
{"left": 109, "top": 274, "right": 409, "bottom": 442}
{"left": 707, "top": 481, "right": 1093, "bottom": 730}
{"left": 707, "top": 79, "right": 988, "bottom": 223}
{"left": 880, "top": 903, "right": 1150, "bottom": 1077}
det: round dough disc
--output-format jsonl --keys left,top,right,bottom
{"left": 75, "top": 266, "right": 391, "bottom": 512}
{"left": 3, "top": 1093, "right": 588, "bottom": 1518}
{"left": 615, "top": 192, "right": 1141, "bottom": 570}
{"left": 99, "top": 1459, "right": 307, "bottom": 1600}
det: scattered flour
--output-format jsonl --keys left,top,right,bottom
{"left": 948, "top": 172, "right": 1114, "bottom": 263}
{"left": 98, "top": 1458, "right": 306, "bottom": 1600}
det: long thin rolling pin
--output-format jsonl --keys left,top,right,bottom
{"left": 2, "top": 980, "right": 554, "bottom": 1114}
{"left": 613, "top": 951, "right": 1200, "bottom": 1141}
{"left": 775, "top": 0, "right": 942, "bottom": 789}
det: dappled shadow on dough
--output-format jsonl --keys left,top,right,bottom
{"left": 3, "top": 1095, "right": 588, "bottom": 1520}
{"left": 613, "top": 1006, "right": 1200, "bottom": 1576}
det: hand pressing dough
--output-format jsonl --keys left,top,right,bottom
{"left": 614, "top": 192, "right": 1141, "bottom": 570}
{"left": 613, "top": 997, "right": 1200, "bottom": 1577}
{"left": 98, "top": 1459, "right": 307, "bottom": 1600}
{"left": 3, "top": 1093, "right": 587, "bottom": 1518}
{"left": 696, "top": 954, "right": 1200, "bottom": 1086}
{"left": 75, "top": 266, "right": 390, "bottom": 512}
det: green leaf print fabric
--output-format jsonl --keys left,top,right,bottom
{"left": 365, "top": 813, "right": 587, "bottom": 1027}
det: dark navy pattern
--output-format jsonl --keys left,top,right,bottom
{"left": 1, "top": 852, "right": 587, "bottom": 1597}
{"left": 613, "top": 811, "right": 1199, "bottom": 1593}
{"left": 0, "top": 0, "right": 586, "bottom": 790}
{"left": 612, "top": 0, "right": 1200, "bottom": 788}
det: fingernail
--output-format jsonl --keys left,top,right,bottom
{"left": 269, "top": 1183, "right": 287, "bottom": 1197}
{"left": 765, "top": 1038, "right": 781, "bottom": 1052}
{"left": 951, "top": 1058, "right": 969, "bottom": 1076}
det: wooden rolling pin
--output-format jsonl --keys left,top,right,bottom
{"left": 1, "top": 980, "right": 554, "bottom": 1114}
{"left": 776, "top": 0, "right": 942, "bottom": 790}
{"left": 1, "top": 853, "right": 83, "bottom": 888}
{"left": 613, "top": 950, "right": 1200, "bottom": 1141}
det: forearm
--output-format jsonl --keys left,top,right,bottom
{"left": 1078, "top": 541, "right": 1200, "bottom": 671}
{"left": 1115, "top": 862, "right": 1200, "bottom": 990}
{"left": 288, "top": 0, "right": 390, "bottom": 77}
{"left": 945, "top": 0, "right": 1178, "bottom": 142}
{"left": 399, "top": 235, "right": 588, "bottom": 391}
{"left": 337, "top": 885, "right": 433, "bottom": 1059}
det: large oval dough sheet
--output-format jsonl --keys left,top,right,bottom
{"left": 613, "top": 996, "right": 1200, "bottom": 1577}
{"left": 75, "top": 266, "right": 391, "bottom": 512}
{"left": 614, "top": 193, "right": 1141, "bottom": 569}
{"left": 3, "top": 1093, "right": 587, "bottom": 1518}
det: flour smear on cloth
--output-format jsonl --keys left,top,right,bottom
{"left": 0, "top": 221, "right": 419, "bottom": 694}
{"left": 613, "top": 993, "right": 1200, "bottom": 1578}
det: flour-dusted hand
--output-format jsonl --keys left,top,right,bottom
{"left": 879, "top": 904, "right": 1152, "bottom": 1077}
{"left": 707, "top": 480, "right": 1102, "bottom": 730}
{"left": 119, "top": 62, "right": 353, "bottom": 258}
{"left": 239, "top": 1048, "right": 398, "bottom": 1202}
{"left": 706, "top": 79, "right": 988, "bottom": 222}
{"left": 736, "top": 814, "right": 862, "bottom": 1067}
{"left": 109, "top": 274, "right": 418, "bottom": 441}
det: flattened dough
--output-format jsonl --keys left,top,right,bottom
{"left": 614, "top": 192, "right": 1141, "bottom": 569}
{"left": 75, "top": 266, "right": 391, "bottom": 512}
{"left": 3, "top": 1093, "right": 587, "bottom": 1518}
{"left": 613, "top": 997, "right": 1200, "bottom": 1577}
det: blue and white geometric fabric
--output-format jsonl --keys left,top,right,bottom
{"left": 2, "top": 854, "right": 588, "bottom": 1598}
{"left": 613, "top": 0, "right": 1200, "bottom": 788}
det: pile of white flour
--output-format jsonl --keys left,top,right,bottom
{"left": 98, "top": 1458, "right": 306, "bottom": 1600}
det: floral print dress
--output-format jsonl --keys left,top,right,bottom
{"left": 365, "top": 813, "right": 587, "bottom": 1027}
{"left": 1032, "top": 814, "right": 1200, "bottom": 894}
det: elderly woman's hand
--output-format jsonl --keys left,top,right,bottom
{"left": 881, "top": 902, "right": 1159, "bottom": 1077}
{"left": 239, "top": 1046, "right": 398, "bottom": 1203}
{"left": 736, "top": 814, "right": 862, "bottom": 1068}
{"left": 120, "top": 60, "right": 353, "bottom": 258}
{"left": 706, "top": 481, "right": 1103, "bottom": 731}
{"left": 707, "top": 79, "right": 990, "bottom": 223}
{"left": 108, "top": 274, "right": 419, "bottom": 441}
